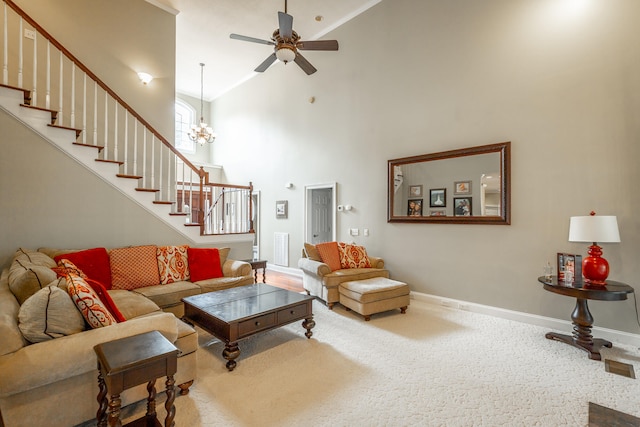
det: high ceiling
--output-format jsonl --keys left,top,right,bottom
{"left": 149, "top": 0, "right": 381, "bottom": 101}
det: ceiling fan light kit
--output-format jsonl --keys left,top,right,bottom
{"left": 188, "top": 63, "right": 216, "bottom": 145}
{"left": 229, "top": 1, "right": 339, "bottom": 75}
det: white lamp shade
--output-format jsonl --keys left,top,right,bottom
{"left": 276, "top": 46, "right": 296, "bottom": 63}
{"left": 568, "top": 215, "right": 620, "bottom": 243}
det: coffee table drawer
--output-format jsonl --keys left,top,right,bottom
{"left": 277, "top": 302, "right": 310, "bottom": 323}
{"left": 238, "top": 313, "right": 276, "bottom": 336}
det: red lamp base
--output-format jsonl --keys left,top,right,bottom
{"left": 582, "top": 244, "right": 609, "bottom": 287}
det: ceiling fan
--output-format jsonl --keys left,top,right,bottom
{"left": 229, "top": 0, "right": 339, "bottom": 75}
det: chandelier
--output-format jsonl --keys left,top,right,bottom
{"left": 188, "top": 63, "right": 216, "bottom": 145}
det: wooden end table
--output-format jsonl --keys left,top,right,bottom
{"left": 243, "top": 259, "right": 267, "bottom": 283}
{"left": 537, "top": 276, "right": 634, "bottom": 360}
{"left": 94, "top": 331, "right": 179, "bottom": 427}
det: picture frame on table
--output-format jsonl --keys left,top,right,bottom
{"left": 407, "top": 199, "right": 423, "bottom": 216}
{"left": 409, "top": 185, "right": 423, "bottom": 197}
{"left": 454, "top": 181, "right": 472, "bottom": 195}
{"left": 453, "top": 197, "right": 472, "bottom": 216}
{"left": 276, "top": 200, "right": 288, "bottom": 219}
{"left": 429, "top": 188, "right": 446, "bottom": 208}
{"left": 557, "top": 253, "right": 582, "bottom": 284}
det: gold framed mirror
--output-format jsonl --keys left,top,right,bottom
{"left": 388, "top": 141, "right": 511, "bottom": 224}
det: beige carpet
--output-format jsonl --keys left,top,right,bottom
{"left": 118, "top": 299, "right": 640, "bottom": 426}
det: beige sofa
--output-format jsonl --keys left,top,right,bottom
{"left": 0, "top": 246, "right": 253, "bottom": 427}
{"left": 298, "top": 244, "right": 389, "bottom": 309}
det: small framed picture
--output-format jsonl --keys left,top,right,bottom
{"left": 454, "top": 181, "right": 472, "bottom": 195}
{"left": 453, "top": 197, "right": 472, "bottom": 216}
{"left": 407, "top": 199, "right": 423, "bottom": 216}
{"left": 276, "top": 200, "right": 288, "bottom": 219}
{"left": 429, "top": 210, "right": 446, "bottom": 216}
{"left": 557, "top": 253, "right": 582, "bottom": 284}
{"left": 409, "top": 185, "right": 423, "bottom": 197}
{"left": 429, "top": 188, "right": 446, "bottom": 207}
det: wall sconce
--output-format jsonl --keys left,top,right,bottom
{"left": 137, "top": 72, "right": 153, "bottom": 85}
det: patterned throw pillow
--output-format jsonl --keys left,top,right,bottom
{"left": 18, "top": 285, "right": 86, "bottom": 343}
{"left": 188, "top": 248, "right": 223, "bottom": 282}
{"left": 157, "top": 245, "right": 190, "bottom": 284}
{"left": 66, "top": 273, "right": 117, "bottom": 328}
{"left": 316, "top": 242, "right": 342, "bottom": 271}
{"left": 109, "top": 245, "right": 161, "bottom": 290}
{"left": 53, "top": 248, "right": 112, "bottom": 289}
{"left": 52, "top": 258, "right": 88, "bottom": 279}
{"left": 337, "top": 243, "right": 372, "bottom": 269}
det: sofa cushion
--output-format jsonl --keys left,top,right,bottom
{"left": 218, "top": 247, "right": 230, "bottom": 267}
{"left": 53, "top": 247, "right": 112, "bottom": 289}
{"left": 316, "top": 241, "right": 342, "bottom": 271}
{"left": 110, "top": 245, "right": 161, "bottom": 290}
{"left": 188, "top": 248, "right": 223, "bottom": 281}
{"left": 8, "top": 248, "right": 58, "bottom": 304}
{"left": 304, "top": 243, "right": 322, "bottom": 262}
{"left": 108, "top": 289, "right": 162, "bottom": 319}
{"left": 195, "top": 276, "right": 252, "bottom": 293}
{"left": 131, "top": 281, "right": 201, "bottom": 310}
{"left": 18, "top": 285, "right": 86, "bottom": 343}
{"left": 157, "top": 245, "right": 190, "bottom": 284}
{"left": 0, "top": 269, "right": 28, "bottom": 356}
{"left": 66, "top": 273, "right": 117, "bottom": 328}
{"left": 338, "top": 243, "right": 372, "bottom": 269}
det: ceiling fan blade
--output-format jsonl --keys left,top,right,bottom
{"left": 230, "top": 33, "right": 275, "bottom": 46}
{"left": 278, "top": 11, "right": 293, "bottom": 39}
{"left": 255, "top": 53, "right": 277, "bottom": 72}
{"left": 294, "top": 52, "right": 317, "bottom": 75}
{"left": 297, "top": 40, "right": 339, "bottom": 51}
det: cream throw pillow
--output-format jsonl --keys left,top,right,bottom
{"left": 18, "top": 284, "right": 86, "bottom": 343}
{"left": 8, "top": 248, "right": 58, "bottom": 304}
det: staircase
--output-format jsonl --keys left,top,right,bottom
{"left": 0, "top": 0, "right": 253, "bottom": 244}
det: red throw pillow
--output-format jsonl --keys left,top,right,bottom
{"left": 54, "top": 248, "right": 112, "bottom": 289}
{"left": 316, "top": 241, "right": 342, "bottom": 271}
{"left": 188, "top": 248, "right": 223, "bottom": 282}
{"left": 85, "top": 278, "right": 126, "bottom": 322}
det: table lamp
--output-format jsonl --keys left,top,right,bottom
{"left": 568, "top": 212, "right": 620, "bottom": 287}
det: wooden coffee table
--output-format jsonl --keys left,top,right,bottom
{"left": 182, "top": 283, "right": 315, "bottom": 371}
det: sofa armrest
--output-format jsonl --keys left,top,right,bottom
{"left": 369, "top": 256, "right": 384, "bottom": 269}
{"left": 0, "top": 312, "right": 178, "bottom": 397}
{"left": 223, "top": 259, "right": 251, "bottom": 277}
{"left": 298, "top": 258, "right": 331, "bottom": 277}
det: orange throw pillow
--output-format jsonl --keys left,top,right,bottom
{"left": 109, "top": 245, "right": 160, "bottom": 290}
{"left": 338, "top": 243, "right": 372, "bottom": 269}
{"left": 157, "top": 245, "right": 190, "bottom": 284}
{"left": 316, "top": 242, "right": 342, "bottom": 271}
{"left": 66, "top": 273, "right": 117, "bottom": 328}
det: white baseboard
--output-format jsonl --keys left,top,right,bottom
{"left": 266, "top": 264, "right": 303, "bottom": 278}
{"left": 410, "top": 292, "right": 640, "bottom": 348}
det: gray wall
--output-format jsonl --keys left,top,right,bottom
{"left": 211, "top": 0, "right": 640, "bottom": 334}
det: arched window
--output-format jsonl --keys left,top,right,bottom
{"left": 175, "top": 99, "right": 196, "bottom": 153}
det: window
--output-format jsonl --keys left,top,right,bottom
{"left": 175, "top": 99, "right": 196, "bottom": 153}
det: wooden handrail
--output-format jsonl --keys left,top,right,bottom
{"left": 3, "top": 0, "right": 204, "bottom": 180}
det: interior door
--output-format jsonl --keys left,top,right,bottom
{"left": 310, "top": 188, "right": 332, "bottom": 244}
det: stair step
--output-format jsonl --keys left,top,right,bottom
{"left": 48, "top": 123, "right": 82, "bottom": 139}
{"left": 20, "top": 104, "right": 57, "bottom": 124}
{"left": 0, "top": 83, "right": 30, "bottom": 104}
{"left": 136, "top": 188, "right": 159, "bottom": 193}
{"left": 169, "top": 212, "right": 188, "bottom": 216}
{"left": 73, "top": 142, "right": 104, "bottom": 152}
{"left": 95, "top": 159, "right": 124, "bottom": 166}
{"left": 185, "top": 223, "right": 201, "bottom": 227}
{"left": 153, "top": 200, "right": 173, "bottom": 205}
{"left": 116, "top": 174, "right": 143, "bottom": 180}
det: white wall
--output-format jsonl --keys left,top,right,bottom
{"left": 212, "top": 0, "right": 640, "bottom": 334}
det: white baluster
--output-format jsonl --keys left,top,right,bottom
{"left": 113, "top": 101, "right": 118, "bottom": 161}
{"left": 133, "top": 120, "right": 138, "bottom": 178}
{"left": 103, "top": 93, "right": 108, "bottom": 159}
{"left": 158, "top": 143, "right": 163, "bottom": 194}
{"left": 70, "top": 63, "right": 76, "bottom": 128}
{"left": 92, "top": 81, "right": 98, "bottom": 147}
{"left": 58, "top": 51, "right": 63, "bottom": 125}
{"left": 142, "top": 130, "right": 147, "bottom": 187}
{"left": 45, "top": 41, "right": 50, "bottom": 109}
{"left": 123, "top": 112, "right": 128, "bottom": 175}
{"left": 150, "top": 134, "right": 155, "bottom": 191}
{"left": 82, "top": 73, "right": 87, "bottom": 144}
{"left": 17, "top": 18, "right": 23, "bottom": 87}
{"left": 31, "top": 32, "right": 36, "bottom": 105}
{"left": 2, "top": 3, "right": 7, "bottom": 85}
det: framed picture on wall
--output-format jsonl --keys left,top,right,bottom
{"left": 453, "top": 197, "right": 472, "bottom": 216}
{"left": 276, "top": 200, "right": 288, "bottom": 219}
{"left": 409, "top": 185, "right": 423, "bottom": 197}
{"left": 407, "top": 199, "right": 423, "bottom": 216}
{"left": 429, "top": 188, "right": 446, "bottom": 207}
{"left": 454, "top": 181, "right": 472, "bottom": 195}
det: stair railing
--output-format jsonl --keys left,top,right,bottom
{"left": 1, "top": 0, "right": 252, "bottom": 236}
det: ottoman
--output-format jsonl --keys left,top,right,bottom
{"left": 339, "top": 277, "right": 410, "bottom": 321}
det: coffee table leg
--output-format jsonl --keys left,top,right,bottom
{"left": 223, "top": 342, "right": 240, "bottom": 371}
{"left": 107, "top": 394, "right": 122, "bottom": 427}
{"left": 302, "top": 315, "right": 315, "bottom": 339}
{"left": 146, "top": 379, "right": 156, "bottom": 418}
{"left": 165, "top": 375, "right": 176, "bottom": 427}
{"left": 96, "top": 368, "right": 108, "bottom": 427}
